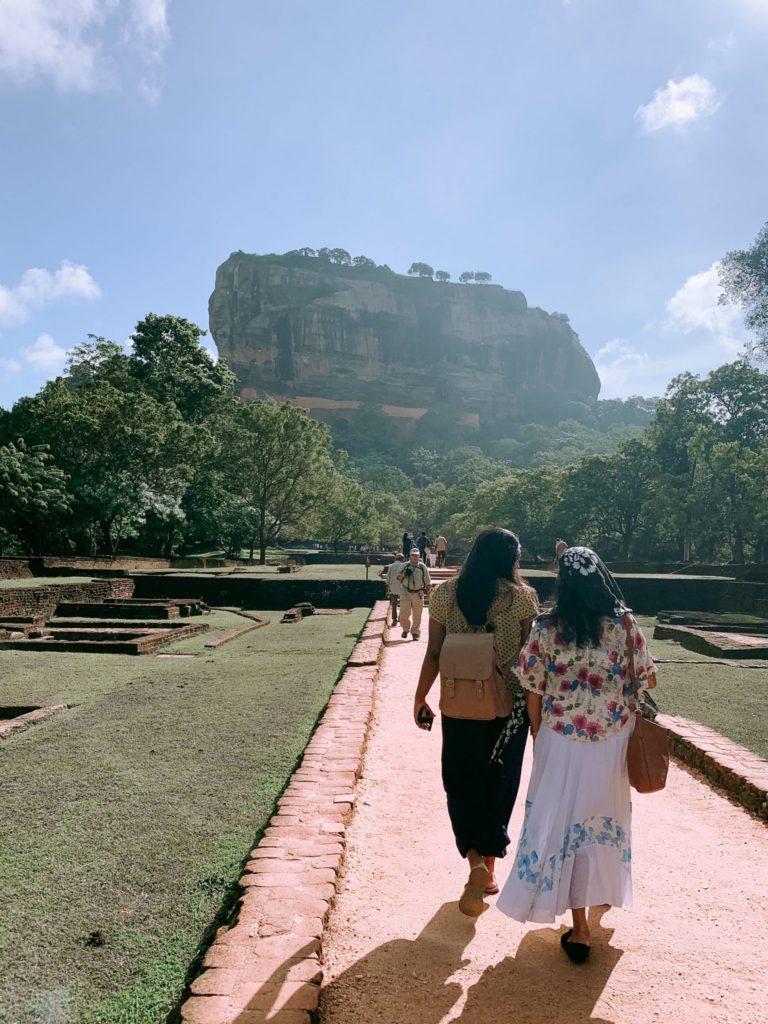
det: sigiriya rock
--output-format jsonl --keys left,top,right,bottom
{"left": 208, "top": 251, "right": 601, "bottom": 432}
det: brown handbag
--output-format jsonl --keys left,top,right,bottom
{"left": 624, "top": 616, "right": 669, "bottom": 793}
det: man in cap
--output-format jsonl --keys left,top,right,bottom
{"left": 397, "top": 547, "right": 431, "bottom": 640}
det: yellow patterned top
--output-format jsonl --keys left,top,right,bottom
{"left": 429, "top": 577, "right": 539, "bottom": 688}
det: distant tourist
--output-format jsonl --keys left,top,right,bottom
{"left": 434, "top": 534, "right": 447, "bottom": 567}
{"left": 397, "top": 548, "right": 431, "bottom": 640}
{"left": 413, "top": 528, "right": 539, "bottom": 915}
{"left": 383, "top": 552, "right": 406, "bottom": 626}
{"left": 417, "top": 530, "right": 431, "bottom": 562}
{"left": 497, "top": 546, "right": 657, "bottom": 963}
{"left": 402, "top": 532, "right": 413, "bottom": 558}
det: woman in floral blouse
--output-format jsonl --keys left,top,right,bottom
{"left": 414, "top": 528, "right": 539, "bottom": 916}
{"left": 497, "top": 546, "right": 656, "bottom": 963}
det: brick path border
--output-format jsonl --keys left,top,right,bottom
{"left": 180, "top": 599, "right": 389, "bottom": 1024}
{"left": 659, "top": 714, "right": 768, "bottom": 822}
{"left": 0, "top": 703, "right": 69, "bottom": 740}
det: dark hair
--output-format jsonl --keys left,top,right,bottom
{"left": 455, "top": 528, "right": 528, "bottom": 626}
{"left": 550, "top": 575, "right": 617, "bottom": 647}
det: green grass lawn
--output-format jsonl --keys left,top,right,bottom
{"left": 0, "top": 607, "right": 368, "bottom": 1024}
{"left": 639, "top": 616, "right": 768, "bottom": 760}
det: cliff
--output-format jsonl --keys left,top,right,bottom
{"left": 208, "top": 252, "right": 601, "bottom": 431}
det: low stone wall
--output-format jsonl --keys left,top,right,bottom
{"left": 660, "top": 714, "right": 768, "bottom": 821}
{"left": 523, "top": 573, "right": 768, "bottom": 617}
{"left": 33, "top": 555, "right": 169, "bottom": 573}
{"left": 132, "top": 573, "right": 383, "bottom": 610}
{"left": 0, "top": 579, "right": 135, "bottom": 622}
{"left": 0, "top": 559, "right": 34, "bottom": 580}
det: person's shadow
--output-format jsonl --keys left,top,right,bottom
{"left": 320, "top": 902, "right": 478, "bottom": 1024}
{"left": 228, "top": 904, "right": 623, "bottom": 1024}
{"left": 456, "top": 905, "right": 624, "bottom": 1024}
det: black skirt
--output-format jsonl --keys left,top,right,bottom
{"left": 440, "top": 714, "right": 528, "bottom": 859}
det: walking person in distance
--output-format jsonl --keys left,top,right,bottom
{"left": 383, "top": 551, "right": 405, "bottom": 627}
{"left": 497, "top": 546, "right": 657, "bottom": 962}
{"left": 413, "top": 528, "right": 539, "bottom": 916}
{"left": 434, "top": 533, "right": 448, "bottom": 567}
{"left": 417, "top": 530, "right": 431, "bottom": 562}
{"left": 402, "top": 531, "right": 413, "bottom": 558}
{"left": 398, "top": 548, "right": 431, "bottom": 640}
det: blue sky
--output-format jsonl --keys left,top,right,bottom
{"left": 1, "top": 0, "right": 766, "bottom": 408}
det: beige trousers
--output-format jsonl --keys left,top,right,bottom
{"left": 399, "top": 590, "right": 424, "bottom": 635}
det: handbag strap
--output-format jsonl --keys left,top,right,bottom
{"left": 623, "top": 614, "right": 639, "bottom": 711}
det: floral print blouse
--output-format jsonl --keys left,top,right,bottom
{"left": 514, "top": 613, "right": 656, "bottom": 742}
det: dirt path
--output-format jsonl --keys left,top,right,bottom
{"left": 321, "top": 615, "right": 768, "bottom": 1024}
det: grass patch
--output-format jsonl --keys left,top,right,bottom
{"left": 0, "top": 608, "right": 368, "bottom": 1024}
{"left": 639, "top": 616, "right": 768, "bottom": 760}
{"left": 0, "top": 576, "right": 96, "bottom": 589}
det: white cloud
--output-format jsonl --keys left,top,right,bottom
{"left": 0, "top": 260, "right": 101, "bottom": 328}
{"left": 22, "top": 333, "right": 69, "bottom": 377}
{"left": 594, "top": 263, "right": 750, "bottom": 398}
{"left": 0, "top": 355, "right": 22, "bottom": 373}
{"left": 594, "top": 339, "right": 650, "bottom": 396}
{"left": 0, "top": 0, "right": 171, "bottom": 97}
{"left": 707, "top": 32, "right": 736, "bottom": 52}
{"left": 665, "top": 261, "right": 745, "bottom": 354}
{"left": 635, "top": 74, "right": 721, "bottom": 133}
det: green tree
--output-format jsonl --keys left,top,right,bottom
{"left": 407, "top": 262, "right": 434, "bottom": 279}
{"left": 313, "top": 475, "right": 379, "bottom": 551}
{"left": 459, "top": 271, "right": 475, "bottom": 284}
{"left": 719, "top": 221, "right": 768, "bottom": 359}
{"left": 12, "top": 378, "right": 194, "bottom": 555}
{"left": 0, "top": 439, "right": 71, "bottom": 554}
{"left": 560, "top": 440, "right": 656, "bottom": 559}
{"left": 233, "top": 399, "right": 336, "bottom": 563}
{"left": 352, "top": 255, "right": 376, "bottom": 268}
{"left": 435, "top": 270, "right": 451, "bottom": 283}
{"left": 474, "top": 271, "right": 492, "bottom": 284}
{"left": 329, "top": 248, "right": 352, "bottom": 266}
{"left": 129, "top": 313, "right": 237, "bottom": 423}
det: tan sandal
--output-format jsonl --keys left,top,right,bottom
{"left": 483, "top": 856, "right": 498, "bottom": 895}
{"left": 458, "top": 864, "right": 490, "bottom": 917}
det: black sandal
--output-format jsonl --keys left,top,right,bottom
{"left": 560, "top": 928, "right": 591, "bottom": 964}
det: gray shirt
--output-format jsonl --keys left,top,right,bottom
{"left": 398, "top": 561, "right": 432, "bottom": 593}
{"left": 386, "top": 560, "right": 406, "bottom": 596}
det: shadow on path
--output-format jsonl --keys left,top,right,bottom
{"left": 315, "top": 904, "right": 623, "bottom": 1024}
{"left": 456, "top": 906, "right": 623, "bottom": 1024}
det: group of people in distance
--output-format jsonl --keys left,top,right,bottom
{"left": 397, "top": 528, "right": 657, "bottom": 964}
{"left": 400, "top": 530, "right": 448, "bottom": 567}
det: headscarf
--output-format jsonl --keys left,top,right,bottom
{"left": 558, "top": 546, "right": 629, "bottom": 616}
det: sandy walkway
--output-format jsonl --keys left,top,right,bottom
{"left": 321, "top": 615, "right": 768, "bottom": 1024}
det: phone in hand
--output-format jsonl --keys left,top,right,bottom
{"left": 417, "top": 705, "right": 434, "bottom": 730}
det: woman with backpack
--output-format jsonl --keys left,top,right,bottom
{"left": 497, "top": 546, "right": 657, "bottom": 963}
{"left": 413, "top": 528, "right": 539, "bottom": 917}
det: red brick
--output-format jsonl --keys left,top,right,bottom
{"left": 180, "top": 995, "right": 231, "bottom": 1023}
{"left": 229, "top": 980, "right": 320, "bottom": 1013}
{"left": 190, "top": 969, "right": 238, "bottom": 996}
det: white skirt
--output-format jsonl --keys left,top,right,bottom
{"left": 497, "top": 721, "right": 634, "bottom": 924}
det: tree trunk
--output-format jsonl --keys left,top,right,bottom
{"left": 258, "top": 509, "right": 267, "bottom": 565}
{"left": 732, "top": 523, "right": 745, "bottom": 564}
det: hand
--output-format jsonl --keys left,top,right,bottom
{"left": 414, "top": 699, "right": 434, "bottom": 730}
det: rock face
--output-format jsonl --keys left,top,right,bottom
{"left": 209, "top": 252, "right": 601, "bottom": 431}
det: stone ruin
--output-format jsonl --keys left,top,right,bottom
{"left": 0, "top": 597, "right": 211, "bottom": 655}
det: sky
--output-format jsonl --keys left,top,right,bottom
{"left": 1, "top": 0, "right": 767, "bottom": 408}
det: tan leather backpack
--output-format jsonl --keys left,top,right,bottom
{"left": 438, "top": 629, "right": 513, "bottom": 720}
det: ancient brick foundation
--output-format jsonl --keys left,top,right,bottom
{"left": 0, "top": 579, "right": 135, "bottom": 622}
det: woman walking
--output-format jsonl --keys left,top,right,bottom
{"left": 413, "top": 528, "right": 539, "bottom": 917}
{"left": 497, "top": 546, "right": 656, "bottom": 962}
